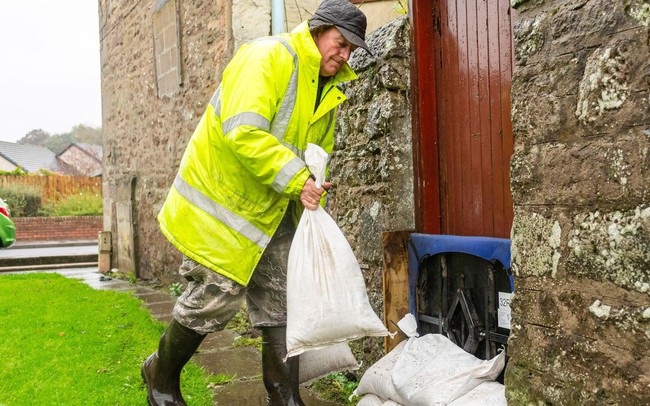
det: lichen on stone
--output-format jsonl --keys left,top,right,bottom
{"left": 363, "top": 92, "right": 401, "bottom": 139}
{"left": 604, "top": 148, "right": 631, "bottom": 185}
{"left": 550, "top": 221, "right": 562, "bottom": 278}
{"left": 643, "top": 307, "right": 650, "bottom": 319}
{"left": 635, "top": 281, "right": 650, "bottom": 293}
{"left": 589, "top": 300, "right": 650, "bottom": 337}
{"left": 575, "top": 46, "right": 629, "bottom": 124}
{"left": 513, "top": 14, "right": 546, "bottom": 64}
{"left": 510, "top": 145, "right": 538, "bottom": 195}
{"left": 589, "top": 299, "right": 612, "bottom": 318}
{"left": 627, "top": 1, "right": 650, "bottom": 27}
{"left": 511, "top": 213, "right": 561, "bottom": 277}
{"left": 567, "top": 206, "right": 650, "bottom": 294}
{"left": 369, "top": 201, "right": 381, "bottom": 220}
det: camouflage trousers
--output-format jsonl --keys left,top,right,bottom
{"left": 172, "top": 211, "right": 295, "bottom": 335}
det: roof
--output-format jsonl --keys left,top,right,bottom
{"left": 0, "top": 141, "right": 62, "bottom": 173}
{"left": 58, "top": 142, "right": 103, "bottom": 162}
{"left": 57, "top": 142, "right": 103, "bottom": 176}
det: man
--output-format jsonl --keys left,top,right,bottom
{"left": 141, "top": 1, "right": 370, "bottom": 405}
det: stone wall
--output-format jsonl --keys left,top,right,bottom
{"left": 327, "top": 15, "right": 414, "bottom": 369}
{"left": 507, "top": 0, "right": 650, "bottom": 404}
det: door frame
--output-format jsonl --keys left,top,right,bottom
{"left": 409, "top": 0, "right": 440, "bottom": 234}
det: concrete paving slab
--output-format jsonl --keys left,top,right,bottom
{"left": 212, "top": 379, "right": 268, "bottom": 406}
{"left": 300, "top": 387, "right": 340, "bottom": 406}
{"left": 111, "top": 285, "right": 138, "bottom": 293}
{"left": 88, "top": 280, "right": 133, "bottom": 290}
{"left": 134, "top": 291, "right": 177, "bottom": 304}
{"left": 300, "top": 388, "right": 344, "bottom": 406}
{"left": 0, "top": 244, "right": 98, "bottom": 259}
{"left": 195, "top": 346, "right": 262, "bottom": 379}
{"left": 1, "top": 266, "right": 99, "bottom": 278}
{"left": 13, "top": 239, "right": 98, "bottom": 249}
{"left": 211, "top": 379, "right": 341, "bottom": 406}
{"left": 0, "top": 262, "right": 98, "bottom": 273}
{"left": 153, "top": 313, "right": 174, "bottom": 324}
{"left": 74, "top": 277, "right": 134, "bottom": 291}
{"left": 69, "top": 271, "right": 96, "bottom": 278}
{"left": 201, "top": 329, "right": 237, "bottom": 349}
{"left": 48, "top": 268, "right": 96, "bottom": 277}
{"left": 144, "top": 300, "right": 175, "bottom": 316}
{"left": 130, "top": 287, "right": 167, "bottom": 296}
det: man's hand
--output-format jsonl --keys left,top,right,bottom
{"left": 300, "top": 177, "right": 332, "bottom": 210}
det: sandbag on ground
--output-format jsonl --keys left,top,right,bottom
{"left": 355, "top": 314, "right": 507, "bottom": 406}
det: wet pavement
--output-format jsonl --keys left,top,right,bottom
{"left": 0, "top": 240, "right": 98, "bottom": 270}
{"left": 3, "top": 251, "right": 341, "bottom": 405}
{"left": 0, "top": 244, "right": 97, "bottom": 259}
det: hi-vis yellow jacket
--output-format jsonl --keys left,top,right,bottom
{"left": 157, "top": 21, "right": 357, "bottom": 286}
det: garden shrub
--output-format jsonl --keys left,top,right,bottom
{"left": 0, "top": 167, "right": 27, "bottom": 176}
{"left": 39, "top": 192, "right": 103, "bottom": 216}
{"left": 0, "top": 184, "right": 43, "bottom": 217}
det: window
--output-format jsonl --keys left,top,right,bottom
{"left": 153, "top": 0, "right": 182, "bottom": 98}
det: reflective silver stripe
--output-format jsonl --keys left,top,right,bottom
{"left": 173, "top": 175, "right": 271, "bottom": 248}
{"left": 281, "top": 140, "right": 300, "bottom": 156}
{"left": 209, "top": 85, "right": 221, "bottom": 115}
{"left": 222, "top": 112, "right": 270, "bottom": 135}
{"left": 215, "top": 37, "right": 302, "bottom": 155}
{"left": 269, "top": 38, "right": 298, "bottom": 142}
{"left": 272, "top": 157, "right": 306, "bottom": 193}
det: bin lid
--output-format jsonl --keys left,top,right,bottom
{"left": 407, "top": 233, "right": 513, "bottom": 316}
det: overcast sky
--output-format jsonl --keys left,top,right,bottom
{"left": 0, "top": 1, "right": 102, "bottom": 143}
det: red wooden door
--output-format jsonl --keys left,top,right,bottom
{"left": 411, "top": 0, "right": 515, "bottom": 238}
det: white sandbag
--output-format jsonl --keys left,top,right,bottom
{"left": 391, "top": 334, "right": 506, "bottom": 406}
{"left": 286, "top": 143, "right": 389, "bottom": 358}
{"left": 448, "top": 381, "right": 507, "bottom": 406}
{"left": 354, "top": 340, "right": 408, "bottom": 404}
{"left": 357, "top": 394, "right": 387, "bottom": 406}
{"left": 396, "top": 312, "right": 419, "bottom": 338}
{"left": 299, "top": 342, "right": 359, "bottom": 384}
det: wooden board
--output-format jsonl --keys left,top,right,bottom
{"left": 382, "top": 230, "right": 414, "bottom": 353}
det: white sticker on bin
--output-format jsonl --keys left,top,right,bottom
{"left": 497, "top": 292, "right": 512, "bottom": 329}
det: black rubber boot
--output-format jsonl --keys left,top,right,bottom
{"left": 261, "top": 326, "right": 305, "bottom": 406}
{"left": 141, "top": 319, "right": 206, "bottom": 406}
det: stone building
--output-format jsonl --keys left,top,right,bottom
{"left": 100, "top": 0, "right": 648, "bottom": 403}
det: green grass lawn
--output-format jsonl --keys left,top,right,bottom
{"left": 0, "top": 273, "right": 214, "bottom": 405}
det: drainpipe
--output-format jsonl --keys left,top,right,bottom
{"left": 271, "top": 0, "right": 286, "bottom": 35}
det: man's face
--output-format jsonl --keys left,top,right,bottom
{"left": 313, "top": 27, "right": 356, "bottom": 77}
